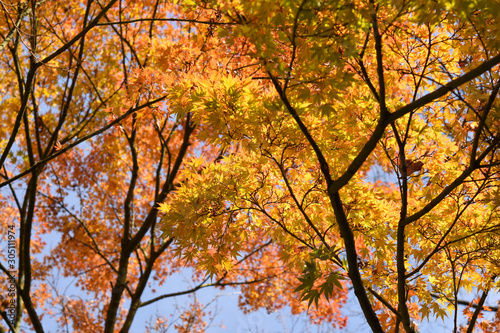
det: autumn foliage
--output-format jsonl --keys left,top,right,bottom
{"left": 2, "top": 0, "right": 500, "bottom": 332}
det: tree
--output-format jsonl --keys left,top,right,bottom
{"left": 157, "top": 0, "right": 500, "bottom": 332}
{"left": 0, "top": 1, "right": 335, "bottom": 332}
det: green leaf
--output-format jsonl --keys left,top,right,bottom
{"left": 319, "top": 103, "right": 336, "bottom": 117}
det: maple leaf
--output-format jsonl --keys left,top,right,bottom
{"left": 405, "top": 160, "right": 424, "bottom": 175}
{"left": 54, "top": 141, "right": 63, "bottom": 151}
{"left": 396, "top": 157, "right": 424, "bottom": 176}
